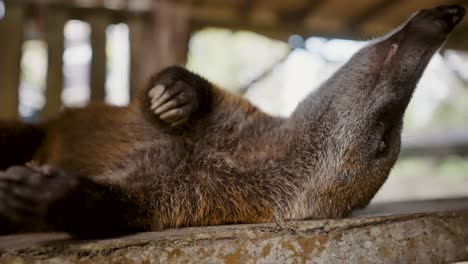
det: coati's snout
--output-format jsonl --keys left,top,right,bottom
{"left": 367, "top": 5, "right": 465, "bottom": 110}
{"left": 412, "top": 5, "right": 465, "bottom": 34}
{"left": 378, "top": 5, "right": 465, "bottom": 72}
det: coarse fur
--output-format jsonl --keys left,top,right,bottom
{"left": 0, "top": 5, "right": 465, "bottom": 238}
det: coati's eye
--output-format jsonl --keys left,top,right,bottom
{"left": 376, "top": 127, "right": 392, "bottom": 157}
{"left": 377, "top": 139, "right": 388, "bottom": 156}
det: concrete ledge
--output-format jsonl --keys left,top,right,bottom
{"left": 1, "top": 199, "right": 468, "bottom": 263}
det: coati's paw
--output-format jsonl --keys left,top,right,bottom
{"left": 148, "top": 79, "right": 199, "bottom": 127}
{"left": 146, "top": 66, "right": 213, "bottom": 127}
{"left": 0, "top": 165, "right": 77, "bottom": 225}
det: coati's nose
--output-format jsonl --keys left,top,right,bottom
{"left": 419, "top": 5, "right": 465, "bottom": 33}
{"left": 437, "top": 5, "right": 465, "bottom": 29}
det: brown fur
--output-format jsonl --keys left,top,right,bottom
{"left": 34, "top": 72, "right": 288, "bottom": 231}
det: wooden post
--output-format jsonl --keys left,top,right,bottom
{"left": 88, "top": 14, "right": 109, "bottom": 102}
{"left": 41, "top": 8, "right": 67, "bottom": 121}
{"left": 127, "top": 15, "right": 145, "bottom": 98}
{"left": 134, "top": 0, "right": 191, "bottom": 94}
{"left": 0, "top": 2, "right": 24, "bottom": 120}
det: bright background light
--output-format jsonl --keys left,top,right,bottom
{"left": 0, "top": 0, "right": 5, "bottom": 20}
{"left": 105, "top": 23, "right": 130, "bottom": 106}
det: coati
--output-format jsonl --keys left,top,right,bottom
{"left": 0, "top": 5, "right": 464, "bottom": 238}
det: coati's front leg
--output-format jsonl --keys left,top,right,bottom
{"left": 0, "top": 165, "right": 146, "bottom": 237}
{"left": 140, "top": 66, "right": 214, "bottom": 127}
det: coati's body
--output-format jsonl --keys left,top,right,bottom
{"left": 38, "top": 88, "right": 295, "bottom": 228}
{"left": 0, "top": 5, "right": 465, "bottom": 237}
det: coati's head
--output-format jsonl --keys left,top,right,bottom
{"left": 294, "top": 5, "right": 465, "bottom": 215}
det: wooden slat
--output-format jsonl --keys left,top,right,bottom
{"left": 362, "top": 0, "right": 448, "bottom": 33}
{"left": 41, "top": 8, "right": 67, "bottom": 121}
{"left": 0, "top": 2, "right": 24, "bottom": 120}
{"left": 88, "top": 14, "right": 109, "bottom": 102}
{"left": 136, "top": 1, "right": 191, "bottom": 92}
{"left": 299, "top": 0, "right": 327, "bottom": 20}
{"left": 278, "top": 0, "right": 326, "bottom": 23}
{"left": 306, "top": 0, "right": 377, "bottom": 19}
{"left": 347, "top": 0, "right": 402, "bottom": 27}
{"left": 3, "top": 0, "right": 467, "bottom": 51}
{"left": 400, "top": 127, "right": 468, "bottom": 157}
{"left": 257, "top": 0, "right": 306, "bottom": 11}
{"left": 127, "top": 16, "right": 145, "bottom": 98}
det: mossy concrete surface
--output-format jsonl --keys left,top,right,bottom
{"left": 0, "top": 199, "right": 467, "bottom": 264}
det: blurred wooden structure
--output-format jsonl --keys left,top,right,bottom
{"left": 0, "top": 0, "right": 468, "bottom": 144}
{"left": 1, "top": 0, "right": 468, "bottom": 121}
{"left": 401, "top": 127, "right": 468, "bottom": 157}
{"left": 0, "top": 0, "right": 192, "bottom": 120}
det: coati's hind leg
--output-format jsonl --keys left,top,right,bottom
{"left": 0, "top": 166, "right": 61, "bottom": 234}
{"left": 0, "top": 165, "right": 146, "bottom": 237}
{"left": 0, "top": 121, "right": 44, "bottom": 170}
{"left": 139, "top": 66, "right": 214, "bottom": 127}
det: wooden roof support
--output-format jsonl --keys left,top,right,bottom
{"left": 127, "top": 16, "right": 145, "bottom": 98}
{"left": 400, "top": 127, "right": 468, "bottom": 157}
{"left": 0, "top": 1, "right": 24, "bottom": 121}
{"left": 88, "top": 13, "right": 110, "bottom": 102}
{"left": 132, "top": 0, "right": 192, "bottom": 92}
{"left": 41, "top": 7, "right": 67, "bottom": 120}
{"left": 279, "top": 0, "right": 327, "bottom": 22}
{"left": 238, "top": 0, "right": 254, "bottom": 19}
{"left": 347, "top": 0, "right": 401, "bottom": 28}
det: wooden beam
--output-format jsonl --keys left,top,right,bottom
{"left": 400, "top": 127, "right": 468, "bottom": 157}
{"left": 191, "top": 17, "right": 358, "bottom": 41}
{"left": 0, "top": 2, "right": 24, "bottom": 121}
{"left": 278, "top": 0, "right": 327, "bottom": 22}
{"left": 41, "top": 7, "right": 67, "bottom": 120}
{"left": 192, "top": 19, "right": 468, "bottom": 52}
{"left": 88, "top": 13, "right": 110, "bottom": 102}
{"left": 127, "top": 16, "right": 145, "bottom": 98}
{"left": 135, "top": 1, "right": 191, "bottom": 93}
{"left": 347, "top": 0, "right": 402, "bottom": 27}
{"left": 65, "top": 5, "right": 148, "bottom": 24}
{"left": 302, "top": 0, "right": 328, "bottom": 19}
{"left": 3, "top": 0, "right": 151, "bottom": 25}
{"left": 238, "top": 0, "right": 254, "bottom": 19}
{"left": 190, "top": 3, "right": 365, "bottom": 40}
